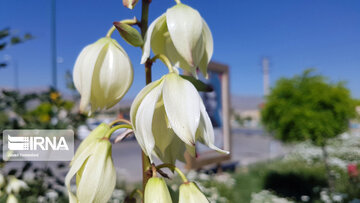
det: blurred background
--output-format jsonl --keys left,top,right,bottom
{"left": 0, "top": 0, "right": 359, "bottom": 202}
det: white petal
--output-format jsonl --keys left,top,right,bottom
{"left": 162, "top": 73, "right": 200, "bottom": 146}
{"left": 164, "top": 36, "right": 197, "bottom": 77}
{"left": 150, "top": 15, "right": 167, "bottom": 56}
{"left": 73, "top": 38, "right": 107, "bottom": 112}
{"left": 130, "top": 78, "right": 164, "bottom": 129}
{"left": 141, "top": 14, "right": 165, "bottom": 64}
{"left": 197, "top": 101, "right": 229, "bottom": 154}
{"left": 77, "top": 141, "right": 115, "bottom": 203}
{"left": 70, "top": 123, "right": 109, "bottom": 166}
{"left": 134, "top": 80, "right": 164, "bottom": 162}
{"left": 199, "top": 20, "right": 213, "bottom": 78}
{"left": 152, "top": 102, "right": 186, "bottom": 165}
{"left": 166, "top": 4, "right": 203, "bottom": 67}
{"left": 152, "top": 101, "right": 173, "bottom": 154}
{"left": 90, "top": 39, "right": 133, "bottom": 111}
{"left": 65, "top": 143, "right": 94, "bottom": 203}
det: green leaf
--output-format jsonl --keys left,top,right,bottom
{"left": 10, "top": 36, "right": 22, "bottom": 45}
{"left": 24, "top": 33, "right": 34, "bottom": 40}
{"left": 0, "top": 42, "right": 7, "bottom": 50}
{"left": 180, "top": 75, "right": 213, "bottom": 92}
{"left": 114, "top": 22, "right": 143, "bottom": 47}
{"left": 0, "top": 28, "right": 9, "bottom": 39}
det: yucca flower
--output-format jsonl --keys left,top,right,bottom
{"left": 65, "top": 127, "right": 116, "bottom": 203}
{"left": 179, "top": 182, "right": 209, "bottom": 203}
{"left": 144, "top": 177, "right": 173, "bottom": 203}
{"left": 141, "top": 3, "right": 213, "bottom": 78}
{"left": 73, "top": 37, "right": 133, "bottom": 113}
{"left": 6, "top": 194, "right": 18, "bottom": 203}
{"left": 130, "top": 72, "right": 228, "bottom": 164}
{"left": 5, "top": 176, "right": 28, "bottom": 194}
{"left": 70, "top": 123, "right": 110, "bottom": 166}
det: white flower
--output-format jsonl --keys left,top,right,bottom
{"left": 179, "top": 182, "right": 209, "bottom": 203}
{"left": 5, "top": 176, "right": 28, "bottom": 194}
{"left": 130, "top": 72, "right": 228, "bottom": 164}
{"left": 6, "top": 194, "right": 18, "bottom": 203}
{"left": 73, "top": 37, "right": 133, "bottom": 113}
{"left": 65, "top": 128, "right": 116, "bottom": 203}
{"left": 144, "top": 177, "right": 173, "bottom": 203}
{"left": 141, "top": 3, "right": 213, "bottom": 78}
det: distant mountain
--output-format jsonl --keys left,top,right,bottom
{"left": 1, "top": 87, "right": 264, "bottom": 111}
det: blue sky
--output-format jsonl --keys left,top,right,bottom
{"left": 1, "top": 0, "right": 360, "bottom": 98}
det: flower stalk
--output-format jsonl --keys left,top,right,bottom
{"left": 109, "top": 119, "right": 132, "bottom": 127}
{"left": 156, "top": 163, "right": 188, "bottom": 183}
{"left": 104, "top": 124, "right": 133, "bottom": 139}
{"left": 140, "top": 0, "right": 152, "bottom": 190}
{"left": 151, "top": 54, "right": 175, "bottom": 73}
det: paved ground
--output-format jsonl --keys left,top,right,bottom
{"left": 110, "top": 128, "right": 288, "bottom": 182}
{"left": 3, "top": 128, "right": 288, "bottom": 183}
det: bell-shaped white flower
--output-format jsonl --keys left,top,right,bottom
{"left": 70, "top": 123, "right": 110, "bottom": 166}
{"left": 141, "top": 3, "right": 213, "bottom": 78}
{"left": 179, "top": 182, "right": 209, "bottom": 203}
{"left": 144, "top": 177, "right": 173, "bottom": 203}
{"left": 130, "top": 72, "right": 228, "bottom": 164}
{"left": 65, "top": 128, "right": 116, "bottom": 203}
{"left": 5, "top": 176, "right": 28, "bottom": 194}
{"left": 73, "top": 37, "right": 133, "bottom": 113}
{"left": 6, "top": 194, "right": 18, "bottom": 203}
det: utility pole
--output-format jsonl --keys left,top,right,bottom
{"left": 262, "top": 57, "right": 270, "bottom": 97}
{"left": 51, "top": 0, "right": 57, "bottom": 89}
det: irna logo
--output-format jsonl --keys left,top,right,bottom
{"left": 7, "top": 135, "right": 69, "bottom": 151}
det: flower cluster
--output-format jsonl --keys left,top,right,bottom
{"left": 68, "top": 0, "right": 228, "bottom": 202}
{"left": 284, "top": 132, "right": 360, "bottom": 169}
{"left": 0, "top": 174, "right": 28, "bottom": 203}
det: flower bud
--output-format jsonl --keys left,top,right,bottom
{"left": 142, "top": 3, "right": 213, "bottom": 78}
{"left": 73, "top": 37, "right": 133, "bottom": 113}
{"left": 179, "top": 182, "right": 208, "bottom": 203}
{"left": 123, "top": 0, "right": 139, "bottom": 9}
{"left": 65, "top": 137, "right": 116, "bottom": 203}
{"left": 144, "top": 177, "right": 173, "bottom": 203}
{"left": 5, "top": 176, "right": 28, "bottom": 194}
{"left": 114, "top": 22, "right": 144, "bottom": 47}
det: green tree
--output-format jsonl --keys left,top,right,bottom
{"left": 261, "top": 69, "right": 357, "bottom": 191}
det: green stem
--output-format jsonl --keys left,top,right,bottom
{"left": 106, "top": 26, "right": 116, "bottom": 38}
{"left": 104, "top": 124, "right": 133, "bottom": 139}
{"left": 151, "top": 54, "right": 174, "bottom": 73}
{"left": 140, "top": 0, "right": 150, "bottom": 38}
{"left": 175, "top": 0, "right": 181, "bottom": 4}
{"left": 109, "top": 119, "right": 132, "bottom": 127}
{"left": 156, "top": 163, "right": 188, "bottom": 183}
{"left": 140, "top": 0, "right": 152, "bottom": 191}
